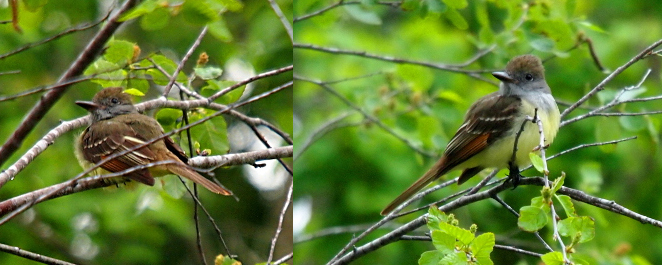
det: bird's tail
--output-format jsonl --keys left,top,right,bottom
{"left": 380, "top": 157, "right": 450, "bottom": 215}
{"left": 167, "top": 162, "right": 233, "bottom": 196}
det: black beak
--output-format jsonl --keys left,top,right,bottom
{"left": 492, "top": 71, "right": 515, "bottom": 83}
{"left": 75, "top": 101, "right": 102, "bottom": 111}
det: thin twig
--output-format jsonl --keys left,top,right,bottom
{"left": 294, "top": 43, "right": 497, "bottom": 85}
{"left": 294, "top": 1, "right": 401, "bottom": 22}
{"left": 163, "top": 26, "right": 208, "bottom": 96}
{"left": 267, "top": 177, "right": 293, "bottom": 264}
{"left": 267, "top": 0, "right": 293, "bottom": 43}
{"left": 560, "top": 38, "right": 662, "bottom": 120}
{"left": 0, "top": 242, "right": 75, "bottom": 265}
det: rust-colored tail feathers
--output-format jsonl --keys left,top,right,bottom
{"left": 165, "top": 155, "right": 232, "bottom": 196}
{"left": 381, "top": 157, "right": 450, "bottom": 215}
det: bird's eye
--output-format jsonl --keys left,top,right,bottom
{"left": 525, "top": 73, "right": 534, "bottom": 81}
{"left": 111, "top": 98, "right": 119, "bottom": 104}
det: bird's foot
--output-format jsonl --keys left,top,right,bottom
{"left": 506, "top": 162, "right": 522, "bottom": 189}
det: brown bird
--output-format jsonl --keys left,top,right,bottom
{"left": 381, "top": 55, "right": 560, "bottom": 215}
{"left": 75, "top": 87, "right": 232, "bottom": 195}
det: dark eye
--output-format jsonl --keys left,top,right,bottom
{"left": 525, "top": 73, "right": 534, "bottom": 81}
{"left": 111, "top": 98, "right": 119, "bottom": 104}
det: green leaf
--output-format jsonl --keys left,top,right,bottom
{"left": 445, "top": 8, "right": 468, "bottom": 30}
{"left": 155, "top": 108, "right": 182, "bottom": 127}
{"left": 188, "top": 109, "right": 229, "bottom": 153}
{"left": 440, "top": 252, "right": 468, "bottom": 265}
{"left": 518, "top": 206, "right": 547, "bottom": 232}
{"left": 437, "top": 90, "right": 464, "bottom": 104}
{"left": 194, "top": 66, "right": 223, "bottom": 80}
{"left": 119, "top": 0, "right": 159, "bottom": 21}
{"left": 529, "top": 152, "right": 544, "bottom": 173}
{"left": 182, "top": 0, "right": 218, "bottom": 25}
{"left": 427, "top": 206, "right": 446, "bottom": 231}
{"left": 558, "top": 216, "right": 595, "bottom": 243}
{"left": 128, "top": 74, "right": 150, "bottom": 94}
{"left": 431, "top": 230, "right": 456, "bottom": 254}
{"left": 475, "top": 1, "right": 489, "bottom": 26}
{"left": 541, "top": 251, "right": 565, "bottom": 265}
{"left": 419, "top": 250, "right": 445, "bottom": 265}
{"left": 551, "top": 172, "right": 565, "bottom": 193}
{"left": 530, "top": 196, "right": 545, "bottom": 208}
{"left": 471, "top": 233, "right": 494, "bottom": 265}
{"left": 439, "top": 222, "right": 474, "bottom": 245}
{"left": 578, "top": 21, "right": 607, "bottom": 33}
{"left": 144, "top": 55, "right": 188, "bottom": 85}
{"left": 105, "top": 40, "right": 136, "bottom": 64}
{"left": 161, "top": 173, "right": 186, "bottom": 199}
{"left": 555, "top": 195, "right": 577, "bottom": 218}
{"left": 84, "top": 59, "right": 125, "bottom": 87}
{"left": 140, "top": 7, "right": 170, "bottom": 31}
{"left": 123, "top": 88, "right": 145, "bottom": 96}
{"left": 208, "top": 18, "right": 234, "bottom": 42}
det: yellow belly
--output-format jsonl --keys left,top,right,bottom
{"left": 456, "top": 99, "right": 560, "bottom": 170}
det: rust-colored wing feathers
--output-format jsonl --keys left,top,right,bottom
{"left": 81, "top": 123, "right": 156, "bottom": 186}
{"left": 381, "top": 94, "right": 522, "bottom": 215}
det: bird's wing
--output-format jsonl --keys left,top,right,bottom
{"left": 81, "top": 120, "right": 156, "bottom": 185}
{"left": 443, "top": 93, "right": 522, "bottom": 172}
{"left": 381, "top": 93, "right": 522, "bottom": 215}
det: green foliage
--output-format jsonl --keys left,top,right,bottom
{"left": 0, "top": 0, "right": 291, "bottom": 264}
{"left": 119, "top": 0, "right": 242, "bottom": 41}
{"left": 529, "top": 152, "right": 545, "bottom": 173}
{"left": 423, "top": 207, "right": 495, "bottom": 265}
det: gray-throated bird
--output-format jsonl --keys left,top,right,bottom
{"left": 381, "top": 55, "right": 559, "bottom": 215}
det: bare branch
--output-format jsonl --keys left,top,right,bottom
{"left": 560, "top": 38, "right": 662, "bottom": 120}
{"left": 267, "top": 176, "right": 293, "bottom": 264}
{"left": 294, "top": 43, "right": 498, "bottom": 85}
{"left": 0, "top": 242, "right": 75, "bottom": 265}
{"left": 267, "top": 0, "right": 293, "bottom": 43}
{"left": 163, "top": 26, "right": 208, "bottom": 96}
{"left": 190, "top": 146, "right": 293, "bottom": 169}
{"left": 294, "top": 1, "right": 401, "bottom": 22}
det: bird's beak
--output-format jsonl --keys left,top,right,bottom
{"left": 75, "top": 101, "right": 102, "bottom": 111}
{"left": 492, "top": 71, "right": 515, "bottom": 83}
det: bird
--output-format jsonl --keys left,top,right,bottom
{"left": 381, "top": 55, "right": 560, "bottom": 215}
{"left": 75, "top": 87, "right": 232, "bottom": 195}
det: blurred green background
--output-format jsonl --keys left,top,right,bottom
{"left": 294, "top": 0, "right": 662, "bottom": 264}
{"left": 0, "top": 0, "right": 292, "bottom": 264}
